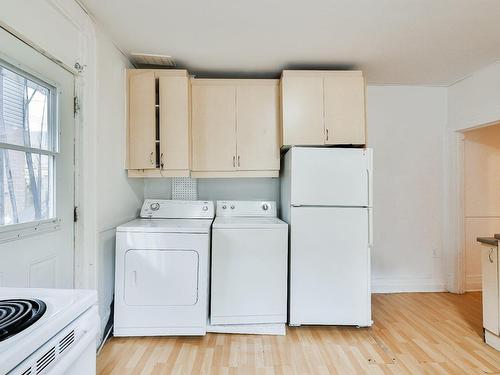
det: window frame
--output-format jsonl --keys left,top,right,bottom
{"left": 0, "top": 57, "right": 61, "bottom": 241}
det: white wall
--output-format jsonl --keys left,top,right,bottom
{"left": 95, "top": 28, "right": 143, "bottom": 335}
{"left": 367, "top": 86, "right": 448, "bottom": 293}
{"left": 144, "top": 178, "right": 279, "bottom": 203}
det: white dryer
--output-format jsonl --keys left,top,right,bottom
{"left": 114, "top": 199, "right": 214, "bottom": 336}
{"left": 209, "top": 201, "right": 288, "bottom": 335}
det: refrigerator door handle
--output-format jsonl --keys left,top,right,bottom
{"left": 368, "top": 208, "right": 373, "bottom": 248}
{"left": 366, "top": 168, "right": 371, "bottom": 207}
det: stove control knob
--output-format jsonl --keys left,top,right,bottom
{"left": 202, "top": 205, "right": 208, "bottom": 211}
{"left": 222, "top": 205, "right": 227, "bottom": 209}
{"left": 230, "top": 205, "right": 235, "bottom": 210}
{"left": 150, "top": 202, "right": 160, "bottom": 211}
{"left": 262, "top": 203, "right": 270, "bottom": 211}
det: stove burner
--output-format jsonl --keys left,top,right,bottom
{"left": 0, "top": 299, "right": 46, "bottom": 341}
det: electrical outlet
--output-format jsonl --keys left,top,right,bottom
{"left": 432, "top": 248, "right": 440, "bottom": 258}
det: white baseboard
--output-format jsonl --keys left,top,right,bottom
{"left": 371, "top": 276, "right": 447, "bottom": 293}
{"left": 466, "top": 274, "right": 482, "bottom": 291}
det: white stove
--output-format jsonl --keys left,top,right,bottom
{"left": 0, "top": 288, "right": 98, "bottom": 375}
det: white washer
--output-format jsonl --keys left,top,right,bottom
{"left": 114, "top": 199, "right": 214, "bottom": 336}
{"left": 209, "top": 201, "right": 288, "bottom": 335}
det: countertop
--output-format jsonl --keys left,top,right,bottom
{"left": 477, "top": 237, "right": 499, "bottom": 246}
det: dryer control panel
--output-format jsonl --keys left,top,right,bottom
{"left": 140, "top": 199, "right": 214, "bottom": 219}
{"left": 216, "top": 200, "right": 277, "bottom": 217}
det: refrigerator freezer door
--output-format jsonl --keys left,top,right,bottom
{"left": 289, "top": 206, "right": 371, "bottom": 326}
{"left": 290, "top": 148, "right": 371, "bottom": 207}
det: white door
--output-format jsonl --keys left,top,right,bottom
{"left": 0, "top": 28, "right": 75, "bottom": 288}
{"left": 289, "top": 206, "right": 371, "bottom": 326}
{"left": 125, "top": 249, "right": 198, "bottom": 306}
{"left": 290, "top": 147, "right": 371, "bottom": 207}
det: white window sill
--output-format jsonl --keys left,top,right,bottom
{"left": 0, "top": 218, "right": 61, "bottom": 244}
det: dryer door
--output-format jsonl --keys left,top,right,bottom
{"left": 124, "top": 249, "right": 199, "bottom": 306}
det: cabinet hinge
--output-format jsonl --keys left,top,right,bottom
{"left": 74, "top": 206, "right": 79, "bottom": 223}
{"left": 73, "top": 96, "right": 80, "bottom": 117}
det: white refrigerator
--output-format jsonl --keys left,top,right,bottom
{"left": 280, "top": 147, "right": 373, "bottom": 327}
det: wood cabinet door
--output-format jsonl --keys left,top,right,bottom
{"left": 236, "top": 82, "right": 280, "bottom": 171}
{"left": 281, "top": 74, "right": 324, "bottom": 146}
{"left": 159, "top": 75, "right": 190, "bottom": 171}
{"left": 324, "top": 72, "right": 366, "bottom": 145}
{"left": 128, "top": 70, "right": 156, "bottom": 169}
{"left": 191, "top": 82, "right": 237, "bottom": 171}
{"left": 481, "top": 245, "right": 499, "bottom": 335}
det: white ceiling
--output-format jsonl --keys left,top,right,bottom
{"left": 80, "top": 0, "right": 500, "bottom": 85}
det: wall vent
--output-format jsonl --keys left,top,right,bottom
{"left": 130, "top": 53, "right": 175, "bottom": 67}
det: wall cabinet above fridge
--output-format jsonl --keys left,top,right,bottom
{"left": 127, "top": 69, "right": 191, "bottom": 178}
{"left": 281, "top": 70, "right": 366, "bottom": 147}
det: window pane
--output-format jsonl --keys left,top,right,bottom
{"left": 0, "top": 65, "right": 52, "bottom": 151}
{"left": 0, "top": 149, "right": 54, "bottom": 225}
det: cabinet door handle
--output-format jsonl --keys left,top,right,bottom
{"left": 149, "top": 151, "right": 154, "bottom": 165}
{"left": 237, "top": 155, "right": 240, "bottom": 167}
{"left": 233, "top": 156, "right": 236, "bottom": 167}
{"left": 160, "top": 153, "right": 164, "bottom": 169}
{"left": 326, "top": 128, "right": 329, "bottom": 141}
{"left": 489, "top": 248, "right": 495, "bottom": 263}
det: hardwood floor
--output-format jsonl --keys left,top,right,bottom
{"left": 97, "top": 292, "right": 500, "bottom": 374}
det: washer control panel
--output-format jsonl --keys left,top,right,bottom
{"left": 140, "top": 199, "right": 214, "bottom": 219}
{"left": 216, "top": 200, "right": 277, "bottom": 217}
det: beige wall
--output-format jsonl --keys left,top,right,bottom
{"left": 464, "top": 123, "right": 500, "bottom": 291}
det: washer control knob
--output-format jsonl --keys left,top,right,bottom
{"left": 222, "top": 205, "right": 227, "bottom": 209}
{"left": 202, "top": 205, "right": 208, "bottom": 211}
{"left": 150, "top": 202, "right": 160, "bottom": 211}
{"left": 262, "top": 203, "right": 270, "bottom": 211}
{"left": 230, "top": 205, "right": 235, "bottom": 210}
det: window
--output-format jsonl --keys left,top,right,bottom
{"left": 0, "top": 61, "right": 57, "bottom": 227}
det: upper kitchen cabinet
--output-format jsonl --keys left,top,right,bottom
{"left": 158, "top": 74, "right": 191, "bottom": 175}
{"left": 323, "top": 72, "right": 366, "bottom": 145}
{"left": 191, "top": 81, "right": 237, "bottom": 173}
{"left": 128, "top": 70, "right": 156, "bottom": 170}
{"left": 191, "top": 79, "right": 280, "bottom": 178}
{"left": 127, "top": 69, "right": 191, "bottom": 177}
{"left": 281, "top": 70, "right": 366, "bottom": 147}
{"left": 281, "top": 73, "right": 324, "bottom": 145}
{"left": 236, "top": 82, "right": 280, "bottom": 171}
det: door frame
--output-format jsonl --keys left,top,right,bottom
{"left": 446, "top": 119, "right": 500, "bottom": 293}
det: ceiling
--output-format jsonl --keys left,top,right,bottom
{"left": 80, "top": 0, "right": 500, "bottom": 85}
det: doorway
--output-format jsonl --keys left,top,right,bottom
{"left": 0, "top": 27, "right": 75, "bottom": 288}
{"left": 462, "top": 122, "right": 500, "bottom": 292}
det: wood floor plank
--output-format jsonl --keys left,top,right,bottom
{"left": 97, "top": 292, "right": 500, "bottom": 374}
